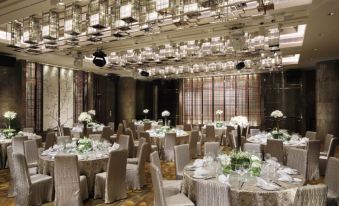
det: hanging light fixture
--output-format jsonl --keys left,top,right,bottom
{"left": 64, "top": 3, "right": 82, "bottom": 36}
{"left": 42, "top": 10, "right": 59, "bottom": 40}
{"left": 23, "top": 16, "right": 41, "bottom": 45}
{"left": 89, "top": 0, "right": 109, "bottom": 29}
{"left": 156, "top": 0, "right": 171, "bottom": 14}
{"left": 7, "top": 21, "right": 22, "bottom": 48}
{"left": 120, "top": 0, "right": 139, "bottom": 23}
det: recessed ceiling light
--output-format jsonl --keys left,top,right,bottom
{"left": 328, "top": 12, "right": 335, "bottom": 16}
{"left": 313, "top": 48, "right": 318, "bottom": 51}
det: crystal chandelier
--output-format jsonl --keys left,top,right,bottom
{"left": 23, "top": 16, "right": 41, "bottom": 45}
{"left": 64, "top": 3, "right": 82, "bottom": 36}
{"left": 42, "top": 10, "right": 59, "bottom": 40}
{"left": 89, "top": 0, "right": 109, "bottom": 29}
{"left": 7, "top": 21, "right": 22, "bottom": 48}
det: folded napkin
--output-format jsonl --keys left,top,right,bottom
{"left": 278, "top": 168, "right": 298, "bottom": 175}
{"left": 278, "top": 174, "right": 293, "bottom": 182}
{"left": 193, "top": 159, "right": 205, "bottom": 168}
{"left": 110, "top": 143, "right": 120, "bottom": 151}
{"left": 256, "top": 177, "right": 280, "bottom": 191}
{"left": 218, "top": 174, "right": 230, "bottom": 184}
{"left": 194, "top": 167, "right": 210, "bottom": 177}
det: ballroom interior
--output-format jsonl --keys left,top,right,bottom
{"left": 0, "top": 0, "right": 339, "bottom": 206}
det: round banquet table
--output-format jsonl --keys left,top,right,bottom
{"left": 39, "top": 154, "right": 108, "bottom": 196}
{"left": 181, "top": 163, "right": 304, "bottom": 206}
{"left": 147, "top": 129, "right": 190, "bottom": 146}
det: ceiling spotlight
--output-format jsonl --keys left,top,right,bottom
{"left": 236, "top": 61, "right": 245, "bottom": 70}
{"left": 92, "top": 49, "right": 107, "bottom": 67}
{"left": 139, "top": 70, "right": 150, "bottom": 77}
{"left": 328, "top": 12, "right": 335, "bottom": 16}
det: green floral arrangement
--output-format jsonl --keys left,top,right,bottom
{"left": 143, "top": 119, "right": 150, "bottom": 123}
{"left": 215, "top": 122, "right": 223, "bottom": 128}
{"left": 3, "top": 128, "right": 16, "bottom": 139}
{"left": 77, "top": 138, "right": 92, "bottom": 153}
{"left": 270, "top": 129, "right": 291, "bottom": 141}
{"left": 219, "top": 151, "right": 262, "bottom": 177}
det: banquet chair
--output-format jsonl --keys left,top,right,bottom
{"left": 111, "top": 123, "right": 123, "bottom": 142}
{"left": 126, "top": 128, "right": 138, "bottom": 157}
{"left": 150, "top": 151, "right": 182, "bottom": 196}
{"left": 45, "top": 132, "right": 56, "bottom": 150}
{"left": 168, "top": 120, "right": 171, "bottom": 127}
{"left": 266, "top": 139, "right": 284, "bottom": 163}
{"left": 12, "top": 135, "right": 28, "bottom": 155}
{"left": 140, "top": 131, "right": 158, "bottom": 161}
{"left": 205, "top": 125, "right": 218, "bottom": 142}
{"left": 126, "top": 143, "right": 148, "bottom": 190}
{"left": 101, "top": 126, "right": 114, "bottom": 142}
{"left": 54, "top": 154, "right": 89, "bottom": 206}
{"left": 243, "top": 143, "right": 262, "bottom": 158}
{"left": 129, "top": 123, "right": 139, "bottom": 140}
{"left": 94, "top": 149, "right": 128, "bottom": 203}
{"left": 324, "top": 157, "right": 339, "bottom": 205}
{"left": 305, "top": 131, "right": 317, "bottom": 140}
{"left": 176, "top": 125, "right": 184, "bottom": 130}
{"left": 122, "top": 120, "right": 128, "bottom": 132}
{"left": 144, "top": 122, "right": 152, "bottom": 131}
{"left": 205, "top": 142, "right": 220, "bottom": 158}
{"left": 22, "top": 127, "right": 34, "bottom": 133}
{"left": 56, "top": 136, "right": 71, "bottom": 145}
{"left": 164, "top": 133, "right": 177, "bottom": 161}
{"left": 6, "top": 146, "right": 16, "bottom": 197}
{"left": 293, "top": 184, "right": 327, "bottom": 206}
{"left": 108, "top": 122, "right": 115, "bottom": 132}
{"left": 286, "top": 147, "right": 307, "bottom": 178}
{"left": 62, "top": 127, "right": 71, "bottom": 137}
{"left": 24, "top": 140, "right": 39, "bottom": 170}
{"left": 13, "top": 153, "right": 53, "bottom": 206}
{"left": 306, "top": 140, "right": 320, "bottom": 181}
{"left": 320, "top": 134, "right": 335, "bottom": 156}
{"left": 183, "top": 123, "right": 192, "bottom": 131}
{"left": 89, "top": 134, "right": 102, "bottom": 141}
{"left": 118, "top": 135, "right": 130, "bottom": 151}
{"left": 150, "top": 163, "right": 194, "bottom": 206}
{"left": 189, "top": 130, "right": 199, "bottom": 159}
{"left": 249, "top": 129, "right": 261, "bottom": 137}
{"left": 320, "top": 137, "right": 338, "bottom": 176}
{"left": 128, "top": 138, "right": 146, "bottom": 164}
{"left": 230, "top": 130, "right": 238, "bottom": 149}
{"left": 197, "top": 180, "right": 231, "bottom": 206}
{"left": 174, "top": 144, "right": 190, "bottom": 179}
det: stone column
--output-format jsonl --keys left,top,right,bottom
{"left": 118, "top": 77, "right": 136, "bottom": 123}
{"left": 316, "top": 60, "right": 339, "bottom": 141}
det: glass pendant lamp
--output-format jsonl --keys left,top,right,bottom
{"left": 64, "top": 4, "right": 82, "bottom": 36}
{"left": 7, "top": 21, "right": 22, "bottom": 48}
{"left": 23, "top": 16, "right": 41, "bottom": 45}
{"left": 42, "top": 10, "right": 59, "bottom": 40}
{"left": 89, "top": 0, "right": 109, "bottom": 29}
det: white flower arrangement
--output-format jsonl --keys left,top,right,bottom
{"left": 88, "top": 110, "right": 96, "bottom": 116}
{"left": 216, "top": 110, "right": 223, "bottom": 115}
{"left": 161, "top": 110, "right": 170, "bottom": 117}
{"left": 78, "top": 112, "right": 92, "bottom": 123}
{"left": 229, "top": 116, "right": 249, "bottom": 128}
{"left": 270, "top": 110, "right": 283, "bottom": 118}
{"left": 143, "top": 109, "right": 149, "bottom": 114}
{"left": 4, "top": 111, "right": 17, "bottom": 120}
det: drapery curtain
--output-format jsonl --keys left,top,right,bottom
{"left": 182, "top": 74, "right": 262, "bottom": 126}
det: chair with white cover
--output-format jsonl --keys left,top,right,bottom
{"left": 127, "top": 138, "right": 146, "bottom": 164}
{"left": 140, "top": 131, "right": 158, "bottom": 155}
{"left": 266, "top": 139, "right": 284, "bottom": 163}
{"left": 94, "top": 149, "right": 128, "bottom": 203}
{"left": 150, "top": 163, "right": 194, "bottom": 206}
{"left": 320, "top": 137, "right": 337, "bottom": 176}
{"left": 56, "top": 136, "right": 71, "bottom": 145}
{"left": 286, "top": 147, "right": 307, "bottom": 178}
{"left": 117, "top": 135, "right": 130, "bottom": 151}
{"left": 197, "top": 180, "right": 231, "bottom": 206}
{"left": 174, "top": 144, "right": 190, "bottom": 179}
{"left": 205, "top": 142, "right": 220, "bottom": 158}
{"left": 189, "top": 130, "right": 199, "bottom": 159}
{"left": 122, "top": 120, "right": 128, "bottom": 132}
{"left": 54, "top": 154, "right": 89, "bottom": 206}
{"left": 23, "top": 127, "right": 34, "bottom": 133}
{"left": 293, "top": 184, "right": 327, "bottom": 206}
{"left": 111, "top": 123, "right": 123, "bottom": 143}
{"left": 12, "top": 136, "right": 28, "bottom": 155}
{"left": 324, "top": 157, "right": 339, "bottom": 205}
{"left": 129, "top": 123, "right": 139, "bottom": 141}
{"left": 24, "top": 140, "right": 39, "bottom": 172}
{"left": 243, "top": 143, "right": 262, "bottom": 158}
{"left": 13, "top": 153, "right": 53, "bottom": 206}
{"left": 306, "top": 140, "right": 320, "bottom": 181}
{"left": 126, "top": 143, "right": 148, "bottom": 190}
{"left": 102, "top": 126, "right": 114, "bottom": 142}
{"left": 205, "top": 125, "right": 217, "bottom": 142}
{"left": 7, "top": 146, "right": 16, "bottom": 197}
{"left": 108, "top": 122, "right": 115, "bottom": 131}
{"left": 126, "top": 128, "right": 137, "bottom": 158}
{"left": 150, "top": 151, "right": 181, "bottom": 196}
{"left": 164, "top": 133, "right": 177, "bottom": 161}
{"left": 89, "top": 134, "right": 102, "bottom": 141}
{"left": 321, "top": 134, "right": 335, "bottom": 156}
{"left": 230, "top": 130, "right": 238, "bottom": 149}
{"left": 45, "top": 132, "right": 56, "bottom": 150}
{"left": 305, "top": 131, "right": 317, "bottom": 140}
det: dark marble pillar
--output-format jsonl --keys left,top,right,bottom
{"left": 118, "top": 77, "right": 136, "bottom": 123}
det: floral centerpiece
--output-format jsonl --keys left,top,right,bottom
{"left": 219, "top": 151, "right": 261, "bottom": 177}
{"left": 215, "top": 110, "right": 224, "bottom": 128}
{"left": 88, "top": 110, "right": 96, "bottom": 116}
{"left": 78, "top": 112, "right": 92, "bottom": 136}
{"left": 77, "top": 138, "right": 93, "bottom": 153}
{"left": 161, "top": 110, "right": 170, "bottom": 126}
{"left": 143, "top": 109, "right": 149, "bottom": 122}
{"left": 270, "top": 110, "right": 289, "bottom": 140}
{"left": 229, "top": 116, "right": 249, "bottom": 150}
{"left": 3, "top": 111, "right": 17, "bottom": 139}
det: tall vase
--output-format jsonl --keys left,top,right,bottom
{"left": 237, "top": 125, "right": 242, "bottom": 151}
{"left": 8, "top": 119, "right": 11, "bottom": 129}
{"left": 83, "top": 121, "right": 88, "bottom": 137}
{"left": 164, "top": 117, "right": 167, "bottom": 126}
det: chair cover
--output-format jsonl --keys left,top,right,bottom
{"left": 126, "top": 143, "right": 148, "bottom": 190}
{"left": 266, "top": 139, "right": 284, "bottom": 163}
{"left": 118, "top": 135, "right": 130, "bottom": 151}
{"left": 197, "top": 180, "right": 231, "bottom": 206}
{"left": 325, "top": 157, "right": 339, "bottom": 206}
{"left": 56, "top": 136, "right": 71, "bottom": 145}
{"left": 189, "top": 130, "right": 199, "bottom": 159}
{"left": 293, "top": 184, "right": 327, "bottom": 206}
{"left": 12, "top": 136, "right": 28, "bottom": 155}
{"left": 101, "top": 126, "right": 114, "bottom": 142}
{"left": 174, "top": 144, "right": 190, "bottom": 179}
{"left": 321, "top": 134, "right": 334, "bottom": 156}
{"left": 205, "top": 125, "right": 216, "bottom": 142}
{"left": 128, "top": 138, "right": 145, "bottom": 164}
{"left": 112, "top": 123, "right": 124, "bottom": 142}
{"left": 7, "top": 146, "right": 16, "bottom": 197}
{"left": 286, "top": 147, "right": 307, "bottom": 178}
{"left": 22, "top": 128, "right": 34, "bottom": 133}
{"left": 306, "top": 140, "right": 320, "bottom": 181}
{"left": 126, "top": 128, "right": 137, "bottom": 157}
{"left": 140, "top": 131, "right": 158, "bottom": 161}
{"left": 320, "top": 138, "right": 338, "bottom": 176}
{"left": 94, "top": 149, "right": 128, "bottom": 203}
{"left": 54, "top": 154, "right": 89, "bottom": 206}
{"left": 108, "top": 122, "right": 115, "bottom": 131}
{"left": 24, "top": 140, "right": 39, "bottom": 168}
{"left": 13, "top": 153, "right": 53, "bottom": 206}
{"left": 45, "top": 132, "right": 56, "bottom": 150}
{"left": 243, "top": 143, "right": 262, "bottom": 157}
{"left": 89, "top": 134, "right": 102, "bottom": 141}
{"left": 122, "top": 120, "right": 128, "bottom": 132}
{"left": 305, "top": 131, "right": 317, "bottom": 140}
{"left": 164, "top": 133, "right": 177, "bottom": 161}
{"left": 205, "top": 142, "right": 220, "bottom": 158}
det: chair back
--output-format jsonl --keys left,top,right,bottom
{"left": 89, "top": 134, "right": 101, "bottom": 141}
{"left": 305, "top": 131, "right": 317, "bottom": 140}
{"left": 323, "top": 134, "right": 334, "bottom": 153}
{"left": 325, "top": 157, "right": 339, "bottom": 198}
{"left": 23, "top": 128, "right": 34, "bottom": 133}
{"left": 287, "top": 147, "right": 307, "bottom": 178}
{"left": 174, "top": 144, "right": 190, "bottom": 177}
{"left": 205, "top": 125, "right": 215, "bottom": 142}
{"left": 56, "top": 136, "right": 71, "bottom": 145}
{"left": 137, "top": 143, "right": 149, "bottom": 187}
{"left": 62, "top": 127, "right": 71, "bottom": 137}
{"left": 205, "top": 142, "right": 219, "bottom": 157}
{"left": 54, "top": 154, "right": 82, "bottom": 206}
{"left": 243, "top": 143, "right": 261, "bottom": 158}
{"left": 197, "top": 180, "right": 231, "bottom": 206}
{"left": 129, "top": 123, "right": 138, "bottom": 140}
{"left": 327, "top": 137, "right": 338, "bottom": 158}
{"left": 12, "top": 153, "right": 32, "bottom": 205}
{"left": 122, "top": 120, "right": 128, "bottom": 132}
{"left": 45, "top": 132, "right": 56, "bottom": 150}
{"left": 12, "top": 136, "right": 28, "bottom": 155}
{"left": 126, "top": 128, "right": 135, "bottom": 157}
{"left": 189, "top": 130, "right": 199, "bottom": 159}
{"left": 230, "top": 130, "right": 238, "bottom": 149}
{"left": 144, "top": 122, "right": 152, "bottom": 131}
{"left": 164, "top": 133, "right": 176, "bottom": 161}
{"left": 24, "top": 140, "right": 39, "bottom": 166}
{"left": 293, "top": 184, "right": 327, "bottom": 206}
{"left": 266, "top": 139, "right": 284, "bottom": 163}
{"left": 118, "top": 135, "right": 130, "bottom": 151}
{"left": 150, "top": 151, "right": 162, "bottom": 174}
{"left": 116, "top": 123, "right": 124, "bottom": 141}
{"left": 176, "top": 125, "right": 184, "bottom": 130}
{"left": 105, "top": 149, "right": 128, "bottom": 203}
{"left": 108, "top": 122, "right": 115, "bottom": 131}
{"left": 136, "top": 138, "right": 146, "bottom": 157}
{"left": 150, "top": 163, "right": 166, "bottom": 206}
{"left": 7, "top": 146, "right": 16, "bottom": 197}
{"left": 306, "top": 140, "right": 320, "bottom": 181}
{"left": 101, "top": 126, "right": 113, "bottom": 142}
